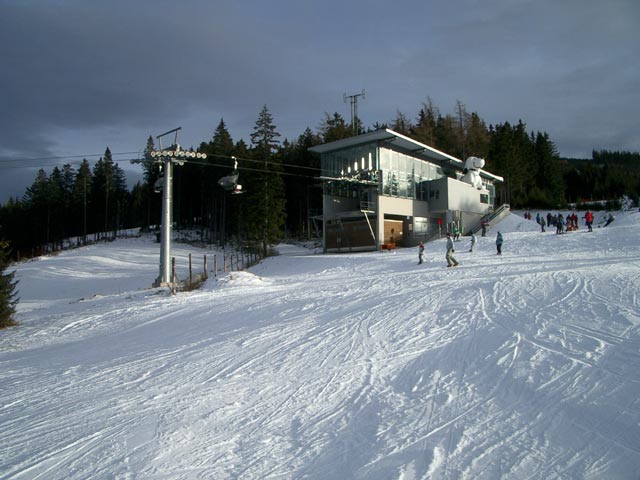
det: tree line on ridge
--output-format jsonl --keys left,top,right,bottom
{"left": 1, "top": 99, "right": 639, "bottom": 263}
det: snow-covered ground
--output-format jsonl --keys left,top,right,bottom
{"left": 1, "top": 210, "right": 640, "bottom": 479}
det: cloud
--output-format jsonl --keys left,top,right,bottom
{"left": 1, "top": 0, "right": 639, "bottom": 202}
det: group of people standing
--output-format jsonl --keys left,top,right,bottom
{"left": 551, "top": 212, "right": 580, "bottom": 234}
{"left": 532, "top": 210, "right": 610, "bottom": 234}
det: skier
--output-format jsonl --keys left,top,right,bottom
{"left": 556, "top": 215, "right": 564, "bottom": 234}
{"left": 604, "top": 213, "right": 615, "bottom": 227}
{"left": 469, "top": 232, "right": 477, "bottom": 252}
{"left": 446, "top": 233, "right": 459, "bottom": 267}
{"left": 584, "top": 210, "right": 594, "bottom": 232}
{"left": 496, "top": 231, "right": 503, "bottom": 255}
{"left": 418, "top": 242, "right": 425, "bottom": 264}
{"left": 540, "top": 216, "right": 546, "bottom": 232}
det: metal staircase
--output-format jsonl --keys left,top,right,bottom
{"left": 471, "top": 204, "right": 511, "bottom": 234}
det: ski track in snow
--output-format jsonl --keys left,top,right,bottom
{"left": 1, "top": 212, "right": 640, "bottom": 479}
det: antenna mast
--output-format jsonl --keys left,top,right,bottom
{"left": 343, "top": 89, "right": 365, "bottom": 136}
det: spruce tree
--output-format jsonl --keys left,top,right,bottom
{"left": 23, "top": 169, "right": 51, "bottom": 248}
{"left": 245, "top": 105, "right": 286, "bottom": 256}
{"left": 412, "top": 98, "right": 439, "bottom": 146}
{"left": 434, "top": 114, "right": 460, "bottom": 158}
{"left": 319, "top": 113, "right": 351, "bottom": 143}
{"left": 48, "top": 166, "right": 69, "bottom": 243}
{"left": 392, "top": 111, "right": 413, "bottom": 135}
{"left": 141, "top": 136, "right": 160, "bottom": 230}
{"left": 534, "top": 132, "right": 564, "bottom": 206}
{"left": 142, "top": 136, "right": 158, "bottom": 187}
{"left": 454, "top": 100, "right": 467, "bottom": 159}
{"left": 91, "top": 148, "right": 127, "bottom": 238}
{"left": 0, "top": 242, "right": 18, "bottom": 329}
{"left": 71, "top": 160, "right": 92, "bottom": 242}
{"left": 488, "top": 121, "right": 536, "bottom": 207}
{"left": 464, "top": 112, "right": 490, "bottom": 160}
{"left": 282, "top": 127, "right": 322, "bottom": 237}
{"left": 200, "top": 118, "right": 236, "bottom": 244}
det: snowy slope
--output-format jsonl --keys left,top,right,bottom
{"left": 1, "top": 211, "right": 640, "bottom": 479}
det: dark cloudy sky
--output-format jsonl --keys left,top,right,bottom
{"left": 1, "top": 0, "right": 638, "bottom": 202}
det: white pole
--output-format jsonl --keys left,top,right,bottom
{"left": 151, "top": 127, "right": 182, "bottom": 288}
{"left": 157, "top": 156, "right": 173, "bottom": 285}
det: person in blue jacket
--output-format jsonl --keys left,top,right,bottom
{"left": 496, "top": 231, "right": 503, "bottom": 255}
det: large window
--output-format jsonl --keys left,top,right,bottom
{"left": 379, "top": 147, "right": 444, "bottom": 200}
{"left": 322, "top": 145, "right": 445, "bottom": 201}
{"left": 321, "top": 144, "right": 378, "bottom": 178}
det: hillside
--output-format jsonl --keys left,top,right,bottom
{"left": 1, "top": 210, "right": 640, "bottom": 479}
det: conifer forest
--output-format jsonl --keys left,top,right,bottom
{"left": 1, "top": 101, "right": 639, "bottom": 261}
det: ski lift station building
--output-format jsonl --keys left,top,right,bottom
{"left": 309, "top": 129, "right": 504, "bottom": 253}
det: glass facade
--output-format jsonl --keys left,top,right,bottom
{"left": 379, "top": 148, "right": 444, "bottom": 200}
{"left": 321, "top": 144, "right": 445, "bottom": 201}
{"left": 321, "top": 144, "right": 378, "bottom": 178}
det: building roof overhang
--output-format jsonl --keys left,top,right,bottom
{"left": 310, "top": 128, "right": 504, "bottom": 183}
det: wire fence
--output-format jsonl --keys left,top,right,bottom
{"left": 10, "top": 228, "right": 267, "bottom": 295}
{"left": 172, "top": 250, "right": 264, "bottom": 293}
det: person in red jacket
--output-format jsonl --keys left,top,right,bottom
{"left": 583, "top": 210, "right": 594, "bottom": 232}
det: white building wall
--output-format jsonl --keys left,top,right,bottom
{"left": 447, "top": 178, "right": 489, "bottom": 214}
{"left": 376, "top": 196, "right": 429, "bottom": 246}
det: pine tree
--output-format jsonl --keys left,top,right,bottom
{"left": 201, "top": 118, "right": 236, "bottom": 244}
{"left": 91, "top": 148, "right": 127, "bottom": 238}
{"left": 245, "top": 105, "right": 286, "bottom": 256}
{"left": 111, "top": 163, "right": 129, "bottom": 235}
{"left": 434, "top": 114, "right": 460, "bottom": 158}
{"left": 488, "top": 121, "right": 536, "bottom": 207}
{"left": 129, "top": 181, "right": 146, "bottom": 229}
{"left": 142, "top": 136, "right": 158, "bottom": 187}
{"left": 49, "top": 165, "right": 74, "bottom": 243}
{"left": 0, "top": 241, "right": 18, "bottom": 328}
{"left": 464, "top": 112, "right": 490, "bottom": 160}
{"left": 412, "top": 98, "right": 439, "bottom": 146}
{"left": 454, "top": 100, "right": 467, "bottom": 159}
{"left": 23, "top": 169, "right": 51, "bottom": 247}
{"left": 534, "top": 132, "right": 564, "bottom": 206}
{"left": 92, "top": 153, "right": 110, "bottom": 236}
{"left": 140, "top": 136, "right": 160, "bottom": 231}
{"left": 319, "top": 112, "right": 352, "bottom": 143}
{"left": 210, "top": 119, "right": 235, "bottom": 156}
{"left": 282, "top": 127, "right": 322, "bottom": 238}
{"left": 392, "top": 111, "right": 413, "bottom": 135}
{"left": 71, "top": 160, "right": 92, "bottom": 241}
